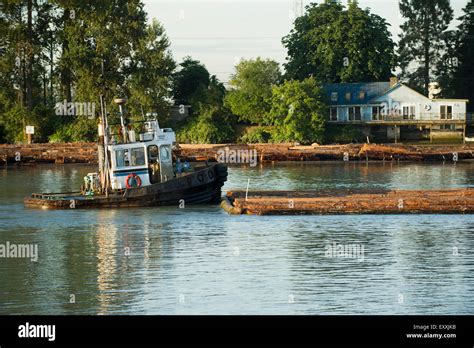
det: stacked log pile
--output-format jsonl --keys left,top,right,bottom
{"left": 1, "top": 142, "right": 474, "bottom": 164}
{"left": 0, "top": 143, "right": 97, "bottom": 164}
{"left": 225, "top": 189, "right": 474, "bottom": 215}
{"left": 357, "top": 143, "right": 474, "bottom": 161}
{"left": 180, "top": 143, "right": 474, "bottom": 163}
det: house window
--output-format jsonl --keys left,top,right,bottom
{"left": 348, "top": 106, "right": 361, "bottom": 121}
{"left": 359, "top": 91, "right": 365, "bottom": 100}
{"left": 440, "top": 124, "right": 455, "bottom": 130}
{"left": 330, "top": 107, "right": 338, "bottom": 121}
{"left": 402, "top": 106, "right": 416, "bottom": 119}
{"left": 440, "top": 105, "right": 453, "bottom": 119}
{"left": 345, "top": 92, "right": 351, "bottom": 102}
{"left": 372, "top": 106, "right": 383, "bottom": 120}
{"left": 331, "top": 92, "right": 338, "bottom": 102}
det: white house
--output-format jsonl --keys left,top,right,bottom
{"left": 324, "top": 78, "right": 469, "bottom": 142}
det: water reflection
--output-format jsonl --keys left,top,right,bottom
{"left": 96, "top": 219, "right": 119, "bottom": 315}
{"left": 0, "top": 163, "right": 473, "bottom": 314}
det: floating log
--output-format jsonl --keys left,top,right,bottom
{"left": 224, "top": 189, "right": 474, "bottom": 215}
{"left": 220, "top": 196, "right": 243, "bottom": 215}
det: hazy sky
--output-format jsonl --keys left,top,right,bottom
{"left": 143, "top": 0, "right": 469, "bottom": 83}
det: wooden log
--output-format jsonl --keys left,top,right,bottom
{"left": 220, "top": 196, "right": 243, "bottom": 215}
{"left": 224, "top": 189, "right": 474, "bottom": 215}
{"left": 1, "top": 142, "right": 474, "bottom": 164}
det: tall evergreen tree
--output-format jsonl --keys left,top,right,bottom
{"left": 0, "top": 0, "right": 176, "bottom": 143}
{"left": 172, "top": 57, "right": 211, "bottom": 106}
{"left": 453, "top": 0, "right": 474, "bottom": 110}
{"left": 0, "top": 0, "right": 57, "bottom": 142}
{"left": 398, "top": 0, "right": 453, "bottom": 95}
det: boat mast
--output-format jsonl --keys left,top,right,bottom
{"left": 99, "top": 59, "right": 110, "bottom": 196}
{"left": 114, "top": 98, "right": 128, "bottom": 143}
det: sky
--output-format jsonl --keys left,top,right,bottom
{"left": 143, "top": 0, "right": 469, "bottom": 83}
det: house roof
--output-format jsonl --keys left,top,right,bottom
{"left": 369, "top": 82, "right": 434, "bottom": 103}
{"left": 324, "top": 82, "right": 470, "bottom": 106}
{"left": 324, "top": 82, "right": 391, "bottom": 106}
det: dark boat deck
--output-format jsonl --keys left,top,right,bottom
{"left": 25, "top": 163, "right": 228, "bottom": 209}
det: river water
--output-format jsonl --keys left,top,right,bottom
{"left": 1, "top": 162, "right": 473, "bottom": 314}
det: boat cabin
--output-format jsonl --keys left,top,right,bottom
{"left": 108, "top": 120, "right": 177, "bottom": 190}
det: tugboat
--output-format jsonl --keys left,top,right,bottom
{"left": 24, "top": 98, "right": 227, "bottom": 209}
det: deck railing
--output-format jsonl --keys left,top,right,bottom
{"left": 330, "top": 113, "right": 467, "bottom": 123}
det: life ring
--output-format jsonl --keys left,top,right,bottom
{"left": 126, "top": 173, "right": 142, "bottom": 189}
{"left": 208, "top": 170, "right": 214, "bottom": 180}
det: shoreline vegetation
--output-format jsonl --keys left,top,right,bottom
{"left": 1, "top": 1, "right": 473, "bottom": 146}
{"left": 1, "top": 142, "right": 474, "bottom": 165}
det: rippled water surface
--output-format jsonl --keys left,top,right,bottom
{"left": 1, "top": 162, "right": 473, "bottom": 314}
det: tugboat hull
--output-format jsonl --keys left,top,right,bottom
{"left": 24, "top": 163, "right": 227, "bottom": 209}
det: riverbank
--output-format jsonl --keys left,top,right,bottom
{"left": 1, "top": 142, "right": 474, "bottom": 164}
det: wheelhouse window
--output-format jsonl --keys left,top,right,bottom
{"left": 330, "top": 107, "right": 338, "bottom": 121}
{"left": 348, "top": 106, "right": 361, "bottom": 121}
{"left": 115, "top": 147, "right": 145, "bottom": 168}
{"left": 359, "top": 91, "right": 365, "bottom": 100}
{"left": 345, "top": 92, "right": 351, "bottom": 102}
{"left": 130, "top": 148, "right": 145, "bottom": 166}
{"left": 159, "top": 145, "right": 171, "bottom": 162}
{"left": 440, "top": 105, "right": 453, "bottom": 119}
{"left": 148, "top": 145, "right": 159, "bottom": 161}
{"left": 331, "top": 92, "right": 338, "bottom": 102}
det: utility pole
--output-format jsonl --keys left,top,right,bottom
{"left": 293, "top": 0, "right": 304, "bottom": 18}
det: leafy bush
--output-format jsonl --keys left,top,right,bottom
{"left": 48, "top": 117, "right": 98, "bottom": 143}
{"left": 0, "top": 106, "right": 25, "bottom": 143}
{"left": 176, "top": 106, "right": 235, "bottom": 144}
{"left": 326, "top": 124, "right": 366, "bottom": 143}
{"left": 239, "top": 127, "right": 273, "bottom": 143}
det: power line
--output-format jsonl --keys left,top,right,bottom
{"left": 169, "top": 36, "right": 282, "bottom": 40}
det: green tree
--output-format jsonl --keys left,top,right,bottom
{"left": 176, "top": 75, "right": 235, "bottom": 144}
{"left": 51, "top": 0, "right": 175, "bottom": 141}
{"left": 0, "top": 0, "right": 176, "bottom": 143}
{"left": 398, "top": 0, "right": 453, "bottom": 95}
{"left": 282, "top": 1, "right": 395, "bottom": 83}
{"left": 172, "top": 56, "right": 211, "bottom": 106}
{"left": 434, "top": 29, "right": 458, "bottom": 98}
{"left": 0, "top": 0, "right": 58, "bottom": 142}
{"left": 125, "top": 19, "right": 176, "bottom": 120}
{"left": 268, "top": 77, "right": 327, "bottom": 144}
{"left": 453, "top": 0, "right": 474, "bottom": 110}
{"left": 225, "top": 57, "right": 282, "bottom": 124}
